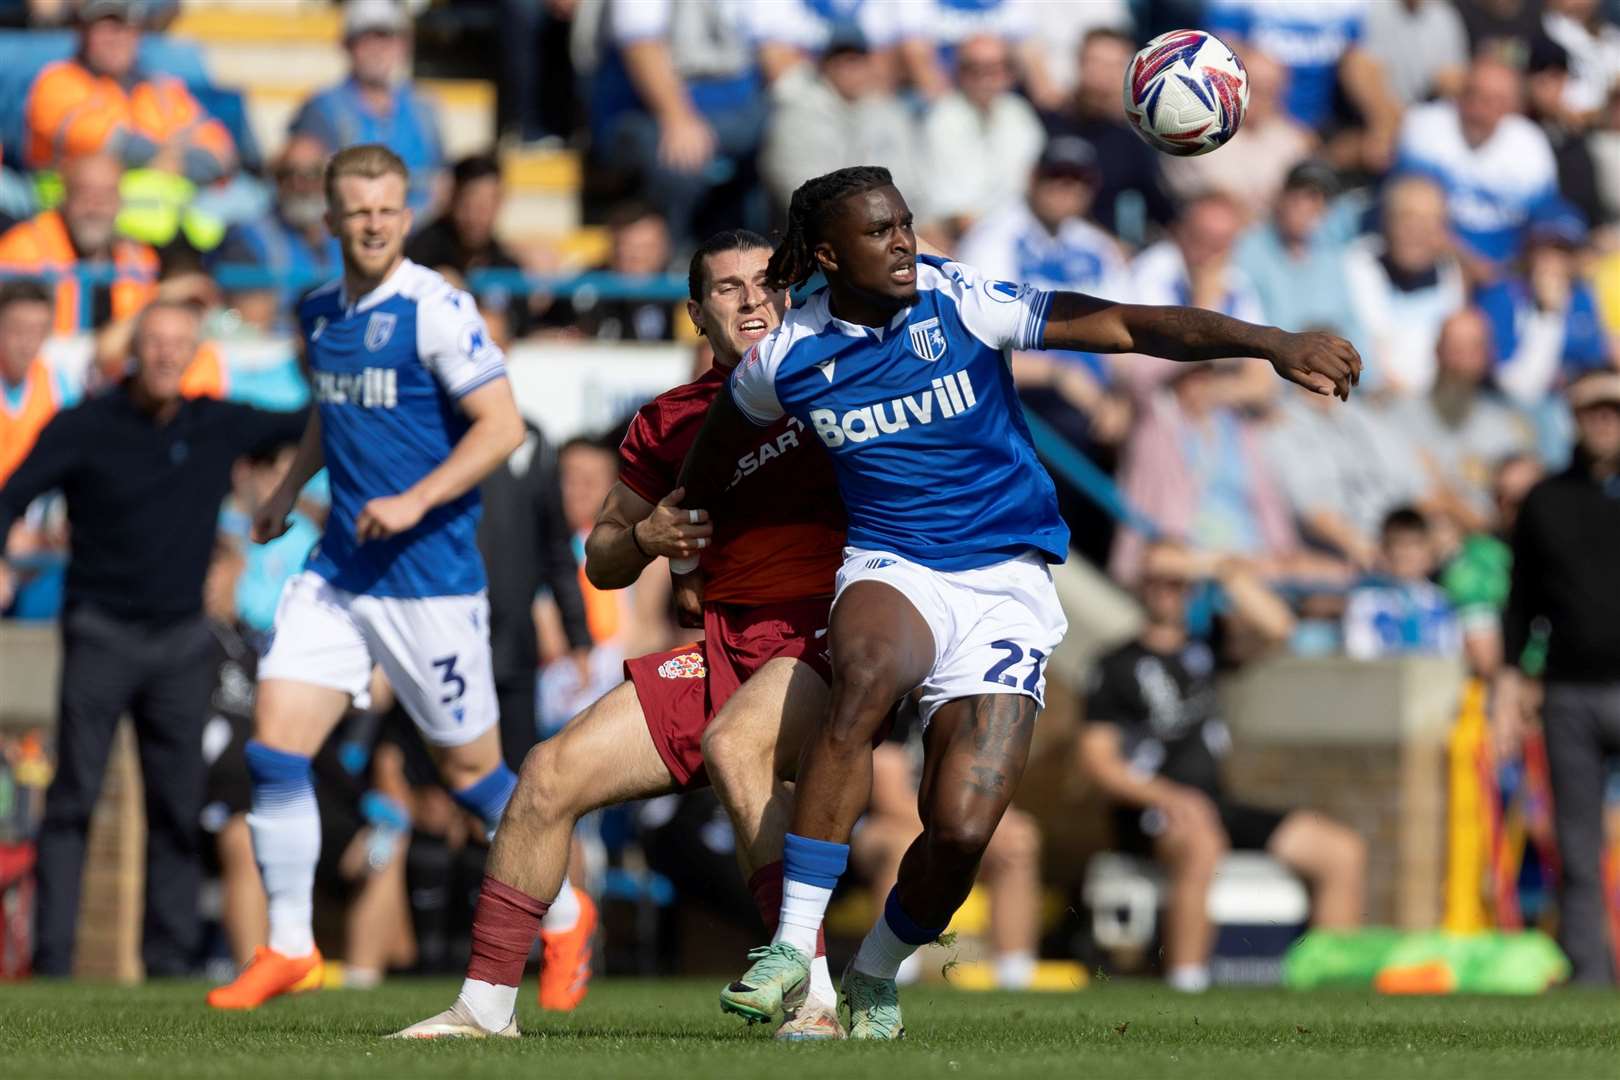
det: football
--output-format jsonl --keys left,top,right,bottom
{"left": 1123, "top": 29, "right": 1249, "bottom": 157}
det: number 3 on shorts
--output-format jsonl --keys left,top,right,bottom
{"left": 432, "top": 654, "right": 467, "bottom": 705}
{"left": 983, "top": 640, "right": 1047, "bottom": 691}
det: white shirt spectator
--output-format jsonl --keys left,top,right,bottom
{"left": 1543, "top": 8, "right": 1620, "bottom": 115}
{"left": 1129, "top": 240, "right": 1265, "bottom": 323}
{"left": 745, "top": 0, "right": 914, "bottom": 56}
{"left": 1395, "top": 101, "right": 1558, "bottom": 263}
{"left": 918, "top": 91, "right": 1044, "bottom": 226}
{"left": 956, "top": 199, "right": 1130, "bottom": 299}
{"left": 1265, "top": 393, "right": 1426, "bottom": 541}
{"left": 1363, "top": 0, "right": 1469, "bottom": 106}
{"left": 1343, "top": 235, "right": 1467, "bottom": 395}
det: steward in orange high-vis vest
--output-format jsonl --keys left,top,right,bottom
{"left": 0, "top": 154, "right": 157, "bottom": 335}
{"left": 24, "top": 0, "right": 236, "bottom": 185}
{"left": 0, "top": 279, "right": 74, "bottom": 486}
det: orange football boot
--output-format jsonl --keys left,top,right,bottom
{"left": 537, "top": 888, "right": 597, "bottom": 1011}
{"left": 206, "top": 946, "right": 324, "bottom": 1010}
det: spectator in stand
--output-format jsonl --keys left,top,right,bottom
{"left": 211, "top": 133, "right": 340, "bottom": 334}
{"left": 1207, "top": 0, "right": 1400, "bottom": 172}
{"left": 759, "top": 29, "right": 924, "bottom": 220}
{"left": 290, "top": 0, "right": 445, "bottom": 219}
{"left": 1235, "top": 160, "right": 1366, "bottom": 354}
{"left": 1044, "top": 27, "right": 1176, "bottom": 244}
{"left": 1161, "top": 50, "right": 1315, "bottom": 219}
{"left": 1110, "top": 362, "right": 1298, "bottom": 585}
{"left": 1477, "top": 203, "right": 1612, "bottom": 412}
{"left": 918, "top": 33, "right": 1045, "bottom": 241}
{"left": 1524, "top": 35, "right": 1606, "bottom": 231}
{"left": 0, "top": 300, "right": 306, "bottom": 977}
{"left": 957, "top": 136, "right": 1129, "bottom": 298}
{"left": 1495, "top": 370, "right": 1620, "bottom": 984}
{"left": 1459, "top": 0, "right": 1544, "bottom": 56}
{"left": 1342, "top": 507, "right": 1463, "bottom": 659}
{"left": 1126, "top": 192, "right": 1267, "bottom": 395}
{"left": 1542, "top": 0, "right": 1620, "bottom": 122}
{"left": 898, "top": 0, "right": 1063, "bottom": 111}
{"left": 1440, "top": 452, "right": 1543, "bottom": 678}
{"left": 23, "top": 0, "right": 235, "bottom": 184}
{"left": 852, "top": 706, "right": 1043, "bottom": 990}
{"left": 1344, "top": 175, "right": 1467, "bottom": 396}
{"left": 749, "top": 0, "right": 922, "bottom": 87}
{"left": 0, "top": 153, "right": 156, "bottom": 339}
{"left": 582, "top": 0, "right": 767, "bottom": 246}
{"left": 1081, "top": 539, "right": 1366, "bottom": 995}
{"left": 477, "top": 421, "right": 592, "bottom": 771}
{"left": 1382, "top": 308, "right": 1536, "bottom": 532}
{"left": 406, "top": 154, "right": 534, "bottom": 338}
{"left": 0, "top": 281, "right": 69, "bottom": 489}
{"left": 1266, "top": 384, "right": 1427, "bottom": 572}
{"left": 1395, "top": 56, "right": 1560, "bottom": 267}
{"left": 1362, "top": 0, "right": 1469, "bottom": 107}
{"left": 539, "top": 202, "right": 675, "bottom": 342}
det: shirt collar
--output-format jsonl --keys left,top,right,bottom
{"left": 343, "top": 258, "right": 412, "bottom": 314}
{"left": 818, "top": 290, "right": 913, "bottom": 340}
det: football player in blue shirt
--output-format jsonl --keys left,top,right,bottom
{"left": 208, "top": 145, "right": 535, "bottom": 1009}
{"left": 685, "top": 166, "right": 1359, "bottom": 1037}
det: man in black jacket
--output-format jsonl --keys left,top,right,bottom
{"left": 1496, "top": 370, "right": 1620, "bottom": 985}
{"left": 477, "top": 420, "right": 591, "bottom": 770}
{"left": 0, "top": 299, "right": 306, "bottom": 976}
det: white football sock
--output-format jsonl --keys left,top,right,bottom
{"left": 247, "top": 802, "right": 320, "bottom": 959}
{"left": 540, "top": 875, "right": 580, "bottom": 933}
{"left": 807, "top": 954, "right": 836, "bottom": 1006}
{"left": 458, "top": 978, "right": 518, "bottom": 1031}
{"left": 772, "top": 878, "right": 831, "bottom": 959}
{"left": 896, "top": 951, "right": 922, "bottom": 985}
{"left": 995, "top": 950, "right": 1037, "bottom": 989}
{"left": 1168, "top": 964, "right": 1211, "bottom": 993}
{"left": 852, "top": 908, "right": 923, "bottom": 980}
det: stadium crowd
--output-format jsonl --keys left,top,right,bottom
{"left": 1, "top": 0, "right": 1619, "bottom": 990}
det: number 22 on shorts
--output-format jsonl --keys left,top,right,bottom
{"left": 983, "top": 640, "right": 1046, "bottom": 691}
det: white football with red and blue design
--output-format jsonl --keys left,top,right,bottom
{"left": 1123, "top": 29, "right": 1248, "bottom": 157}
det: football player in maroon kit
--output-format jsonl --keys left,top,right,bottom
{"left": 391, "top": 230, "right": 850, "bottom": 1041}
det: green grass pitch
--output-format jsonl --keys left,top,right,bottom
{"left": 2, "top": 977, "right": 1616, "bottom": 1079}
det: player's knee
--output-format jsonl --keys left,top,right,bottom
{"left": 699, "top": 715, "right": 768, "bottom": 781}
{"left": 930, "top": 813, "right": 999, "bottom": 865}
{"left": 513, "top": 742, "right": 571, "bottom": 825}
{"left": 1161, "top": 824, "right": 1226, "bottom": 877}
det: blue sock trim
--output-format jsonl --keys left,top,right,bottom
{"left": 884, "top": 887, "right": 946, "bottom": 946}
{"left": 243, "top": 744, "right": 312, "bottom": 809}
{"left": 452, "top": 763, "right": 517, "bottom": 831}
{"left": 783, "top": 832, "right": 849, "bottom": 891}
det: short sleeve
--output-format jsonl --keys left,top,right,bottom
{"left": 416, "top": 285, "right": 507, "bottom": 399}
{"left": 617, "top": 408, "right": 678, "bottom": 504}
{"left": 609, "top": 0, "right": 672, "bottom": 44}
{"left": 728, "top": 332, "right": 786, "bottom": 426}
{"left": 926, "top": 258, "right": 1054, "bottom": 351}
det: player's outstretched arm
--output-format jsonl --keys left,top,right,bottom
{"left": 1042, "top": 292, "right": 1362, "bottom": 400}
{"left": 253, "top": 408, "right": 325, "bottom": 544}
{"left": 355, "top": 379, "right": 525, "bottom": 542}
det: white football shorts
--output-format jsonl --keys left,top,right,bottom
{"left": 258, "top": 570, "right": 498, "bottom": 747}
{"left": 834, "top": 547, "right": 1068, "bottom": 725}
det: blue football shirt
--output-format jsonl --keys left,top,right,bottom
{"left": 729, "top": 255, "right": 1069, "bottom": 571}
{"left": 297, "top": 260, "right": 506, "bottom": 598}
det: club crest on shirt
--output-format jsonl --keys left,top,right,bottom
{"left": 364, "top": 311, "right": 397, "bottom": 352}
{"left": 658, "top": 651, "right": 706, "bottom": 680}
{"left": 908, "top": 318, "right": 948, "bottom": 362}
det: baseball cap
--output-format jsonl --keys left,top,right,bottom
{"left": 343, "top": 0, "right": 410, "bottom": 40}
{"left": 1035, "top": 136, "right": 1100, "bottom": 181}
{"left": 1568, "top": 371, "right": 1620, "bottom": 410}
{"left": 1528, "top": 198, "right": 1589, "bottom": 249}
{"left": 822, "top": 23, "right": 869, "bottom": 58}
{"left": 79, "top": 0, "right": 140, "bottom": 24}
{"left": 1283, "top": 159, "right": 1340, "bottom": 197}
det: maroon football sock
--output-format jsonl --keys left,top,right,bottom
{"left": 466, "top": 875, "right": 550, "bottom": 986}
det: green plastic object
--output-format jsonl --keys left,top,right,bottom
{"left": 1284, "top": 929, "right": 1570, "bottom": 994}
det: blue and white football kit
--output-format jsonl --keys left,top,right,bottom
{"left": 728, "top": 256, "right": 1069, "bottom": 723}
{"left": 259, "top": 260, "right": 505, "bottom": 747}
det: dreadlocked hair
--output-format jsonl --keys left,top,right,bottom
{"left": 766, "top": 166, "right": 895, "bottom": 291}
